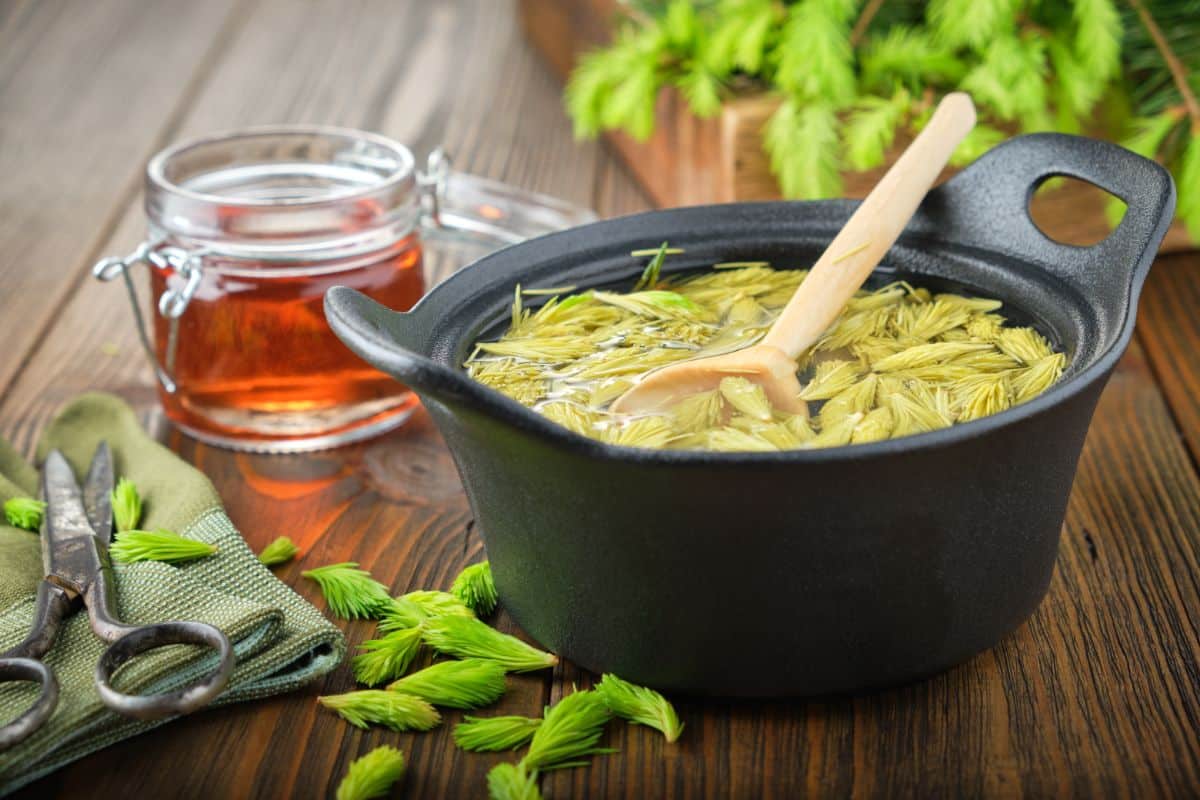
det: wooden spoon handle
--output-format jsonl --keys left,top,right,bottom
{"left": 761, "top": 92, "right": 977, "bottom": 359}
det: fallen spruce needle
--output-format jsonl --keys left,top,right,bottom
{"left": 387, "top": 658, "right": 507, "bottom": 709}
{"left": 450, "top": 561, "right": 498, "bottom": 616}
{"left": 318, "top": 689, "right": 440, "bottom": 732}
{"left": 521, "top": 689, "right": 613, "bottom": 772}
{"left": 454, "top": 714, "right": 542, "bottom": 753}
{"left": 3, "top": 497, "right": 45, "bottom": 532}
{"left": 110, "top": 477, "right": 142, "bottom": 532}
{"left": 595, "top": 673, "right": 684, "bottom": 742}
{"left": 352, "top": 627, "right": 424, "bottom": 686}
{"left": 399, "top": 589, "right": 475, "bottom": 619}
{"left": 109, "top": 529, "right": 217, "bottom": 564}
{"left": 303, "top": 562, "right": 393, "bottom": 620}
{"left": 257, "top": 536, "right": 299, "bottom": 567}
{"left": 336, "top": 745, "right": 406, "bottom": 800}
{"left": 487, "top": 762, "right": 543, "bottom": 800}
{"left": 421, "top": 615, "right": 557, "bottom": 672}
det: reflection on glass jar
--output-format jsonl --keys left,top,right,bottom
{"left": 94, "top": 125, "right": 598, "bottom": 453}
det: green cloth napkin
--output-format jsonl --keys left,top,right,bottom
{"left": 0, "top": 394, "right": 345, "bottom": 794}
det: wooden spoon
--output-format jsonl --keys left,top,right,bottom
{"left": 610, "top": 92, "right": 977, "bottom": 417}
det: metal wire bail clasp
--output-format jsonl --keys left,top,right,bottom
{"left": 92, "top": 241, "right": 204, "bottom": 394}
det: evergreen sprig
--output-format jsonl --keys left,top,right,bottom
{"left": 336, "top": 746, "right": 406, "bottom": 800}
{"left": 257, "top": 536, "right": 298, "bottom": 567}
{"left": 110, "top": 478, "right": 142, "bottom": 532}
{"left": 352, "top": 627, "right": 424, "bottom": 686}
{"left": 454, "top": 715, "right": 543, "bottom": 753}
{"left": 521, "top": 690, "right": 614, "bottom": 772}
{"left": 318, "top": 689, "right": 441, "bottom": 732}
{"left": 595, "top": 673, "right": 685, "bottom": 743}
{"left": 486, "top": 762, "right": 543, "bottom": 800}
{"left": 302, "top": 562, "right": 393, "bottom": 620}
{"left": 450, "top": 561, "right": 499, "bottom": 616}
{"left": 560, "top": 0, "right": 1199, "bottom": 239}
{"left": 421, "top": 616, "right": 558, "bottom": 673}
{"left": 109, "top": 529, "right": 217, "bottom": 564}
{"left": 387, "top": 658, "right": 508, "bottom": 709}
{"left": 3, "top": 497, "right": 45, "bottom": 532}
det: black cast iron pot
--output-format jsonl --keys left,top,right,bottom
{"left": 326, "top": 134, "right": 1175, "bottom": 696}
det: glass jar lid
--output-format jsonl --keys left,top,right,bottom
{"left": 145, "top": 126, "right": 421, "bottom": 260}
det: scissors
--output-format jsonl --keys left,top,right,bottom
{"left": 0, "top": 443, "right": 234, "bottom": 750}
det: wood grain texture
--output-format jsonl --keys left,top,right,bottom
{"left": 1138, "top": 251, "right": 1200, "bottom": 464}
{"left": 1, "top": 1, "right": 1198, "bottom": 799}
{"left": 0, "top": 0, "right": 243, "bottom": 394}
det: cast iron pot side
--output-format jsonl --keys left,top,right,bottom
{"left": 326, "top": 134, "right": 1175, "bottom": 696}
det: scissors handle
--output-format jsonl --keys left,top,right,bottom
{"left": 0, "top": 658, "right": 58, "bottom": 750}
{"left": 95, "top": 620, "right": 234, "bottom": 721}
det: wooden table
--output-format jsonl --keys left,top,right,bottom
{"left": 2, "top": 1, "right": 1198, "bottom": 797}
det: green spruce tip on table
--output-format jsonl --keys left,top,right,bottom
{"left": 0, "top": 393, "right": 345, "bottom": 794}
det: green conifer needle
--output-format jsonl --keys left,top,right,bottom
{"left": 421, "top": 616, "right": 558, "bottom": 673}
{"left": 377, "top": 597, "right": 429, "bottom": 632}
{"left": 399, "top": 589, "right": 475, "bottom": 619}
{"left": 450, "top": 561, "right": 499, "bottom": 616}
{"left": 352, "top": 627, "right": 424, "bottom": 686}
{"left": 109, "top": 529, "right": 217, "bottom": 564}
{"left": 257, "top": 536, "right": 298, "bottom": 567}
{"left": 336, "top": 746, "right": 406, "bottom": 800}
{"left": 454, "top": 715, "right": 542, "bottom": 753}
{"left": 595, "top": 673, "right": 684, "bottom": 742}
{"left": 633, "top": 241, "right": 670, "bottom": 290}
{"left": 386, "top": 658, "right": 507, "bottom": 709}
{"left": 110, "top": 477, "right": 142, "bottom": 532}
{"left": 3, "top": 497, "right": 45, "bottom": 532}
{"left": 318, "top": 689, "right": 440, "bottom": 732}
{"left": 302, "top": 562, "right": 393, "bottom": 620}
{"left": 521, "top": 690, "right": 614, "bottom": 773}
{"left": 487, "top": 762, "right": 543, "bottom": 800}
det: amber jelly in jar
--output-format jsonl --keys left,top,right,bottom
{"left": 94, "top": 126, "right": 594, "bottom": 452}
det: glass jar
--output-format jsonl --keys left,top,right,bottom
{"left": 93, "top": 126, "right": 595, "bottom": 452}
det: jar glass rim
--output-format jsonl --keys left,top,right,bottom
{"left": 146, "top": 124, "right": 416, "bottom": 209}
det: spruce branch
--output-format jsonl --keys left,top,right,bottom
{"left": 421, "top": 615, "right": 558, "bottom": 672}
{"left": 3, "top": 497, "right": 45, "bottom": 532}
{"left": 109, "top": 529, "right": 217, "bottom": 564}
{"left": 451, "top": 561, "right": 500, "bottom": 617}
{"left": 352, "top": 627, "right": 424, "bottom": 686}
{"left": 318, "top": 689, "right": 441, "bottom": 732}
{"left": 302, "top": 562, "right": 393, "bottom": 620}
{"left": 521, "top": 690, "right": 614, "bottom": 773}
{"left": 336, "top": 746, "right": 406, "bottom": 800}
{"left": 1127, "top": 0, "right": 1200, "bottom": 125}
{"left": 595, "top": 674, "right": 685, "bottom": 743}
{"left": 387, "top": 659, "right": 508, "bottom": 709}
{"left": 455, "top": 715, "right": 543, "bottom": 753}
{"left": 110, "top": 478, "right": 142, "bottom": 532}
{"left": 487, "top": 762, "right": 543, "bottom": 800}
{"left": 257, "top": 536, "right": 298, "bottom": 567}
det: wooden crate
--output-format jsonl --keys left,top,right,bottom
{"left": 517, "top": 0, "right": 1193, "bottom": 251}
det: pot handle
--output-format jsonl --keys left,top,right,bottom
{"left": 920, "top": 133, "right": 1177, "bottom": 290}
{"left": 324, "top": 286, "right": 495, "bottom": 412}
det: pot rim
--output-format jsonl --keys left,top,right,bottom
{"left": 331, "top": 133, "right": 1175, "bottom": 464}
{"left": 404, "top": 229, "right": 1124, "bottom": 466}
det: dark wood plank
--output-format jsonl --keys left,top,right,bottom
{"left": 1137, "top": 250, "right": 1200, "bottom": 465}
{"left": 0, "top": 0, "right": 243, "bottom": 394}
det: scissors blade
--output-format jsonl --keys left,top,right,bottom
{"left": 40, "top": 449, "right": 105, "bottom": 594}
{"left": 82, "top": 442, "right": 114, "bottom": 540}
